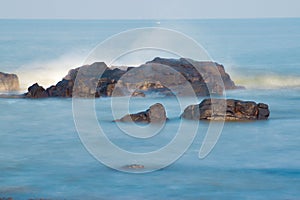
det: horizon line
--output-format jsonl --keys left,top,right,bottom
{"left": 0, "top": 17, "right": 299, "bottom": 21}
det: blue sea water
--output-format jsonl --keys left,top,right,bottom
{"left": 0, "top": 19, "right": 300, "bottom": 199}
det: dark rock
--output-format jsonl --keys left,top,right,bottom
{"left": 181, "top": 98, "right": 270, "bottom": 121}
{"left": 257, "top": 103, "right": 270, "bottom": 120}
{"left": 0, "top": 72, "right": 19, "bottom": 91}
{"left": 147, "top": 57, "right": 241, "bottom": 94}
{"left": 24, "top": 57, "right": 241, "bottom": 98}
{"left": 117, "top": 103, "right": 167, "bottom": 123}
{"left": 25, "top": 83, "right": 48, "bottom": 98}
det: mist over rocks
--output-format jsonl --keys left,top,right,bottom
{"left": 24, "top": 57, "right": 242, "bottom": 98}
{"left": 0, "top": 72, "right": 20, "bottom": 92}
{"left": 181, "top": 98, "right": 270, "bottom": 121}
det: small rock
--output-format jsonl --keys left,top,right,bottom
{"left": 132, "top": 91, "right": 146, "bottom": 97}
{"left": 123, "top": 164, "right": 145, "bottom": 169}
{"left": 117, "top": 103, "right": 167, "bottom": 123}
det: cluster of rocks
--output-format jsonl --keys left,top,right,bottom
{"left": 0, "top": 72, "right": 19, "bottom": 92}
{"left": 23, "top": 57, "right": 242, "bottom": 98}
{"left": 119, "top": 99, "right": 270, "bottom": 123}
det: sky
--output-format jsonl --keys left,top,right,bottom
{"left": 0, "top": 0, "right": 299, "bottom": 19}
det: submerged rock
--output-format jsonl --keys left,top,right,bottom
{"left": 117, "top": 103, "right": 167, "bottom": 123}
{"left": 0, "top": 72, "right": 19, "bottom": 91}
{"left": 181, "top": 98, "right": 270, "bottom": 121}
{"left": 123, "top": 164, "right": 145, "bottom": 169}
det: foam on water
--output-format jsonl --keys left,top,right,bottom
{"left": 14, "top": 52, "right": 86, "bottom": 91}
{"left": 233, "top": 74, "right": 300, "bottom": 89}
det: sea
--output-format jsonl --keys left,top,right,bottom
{"left": 0, "top": 19, "right": 299, "bottom": 199}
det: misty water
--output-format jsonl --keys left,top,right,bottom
{"left": 0, "top": 19, "right": 300, "bottom": 199}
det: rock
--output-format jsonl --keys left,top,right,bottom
{"left": 24, "top": 57, "right": 241, "bottom": 98}
{"left": 123, "top": 164, "right": 145, "bottom": 169}
{"left": 132, "top": 91, "right": 146, "bottom": 97}
{"left": 181, "top": 98, "right": 270, "bottom": 121}
{"left": 117, "top": 103, "right": 167, "bottom": 123}
{"left": 25, "top": 83, "right": 48, "bottom": 98}
{"left": 0, "top": 72, "right": 19, "bottom": 91}
{"left": 147, "top": 57, "right": 242, "bottom": 95}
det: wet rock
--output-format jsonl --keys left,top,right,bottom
{"left": 117, "top": 103, "right": 167, "bottom": 123}
{"left": 147, "top": 57, "right": 242, "bottom": 95}
{"left": 24, "top": 57, "right": 241, "bottom": 98}
{"left": 25, "top": 83, "right": 48, "bottom": 98}
{"left": 181, "top": 98, "right": 270, "bottom": 121}
{"left": 123, "top": 164, "right": 145, "bottom": 169}
{"left": 0, "top": 72, "right": 19, "bottom": 91}
{"left": 132, "top": 91, "right": 146, "bottom": 97}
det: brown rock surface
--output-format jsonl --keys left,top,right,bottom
{"left": 0, "top": 72, "right": 19, "bottom": 91}
{"left": 117, "top": 103, "right": 167, "bottom": 123}
{"left": 181, "top": 98, "right": 270, "bottom": 121}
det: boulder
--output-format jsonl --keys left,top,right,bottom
{"left": 117, "top": 103, "right": 167, "bottom": 123}
{"left": 0, "top": 72, "right": 19, "bottom": 91}
{"left": 147, "top": 57, "right": 243, "bottom": 95}
{"left": 181, "top": 98, "right": 270, "bottom": 121}
{"left": 25, "top": 83, "right": 48, "bottom": 98}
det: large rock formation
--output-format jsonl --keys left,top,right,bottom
{"left": 0, "top": 72, "right": 19, "bottom": 92}
{"left": 117, "top": 103, "right": 167, "bottom": 123}
{"left": 181, "top": 99, "right": 270, "bottom": 121}
{"left": 146, "top": 57, "right": 240, "bottom": 95}
{"left": 25, "top": 57, "right": 241, "bottom": 98}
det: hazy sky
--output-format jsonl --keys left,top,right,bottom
{"left": 0, "top": 0, "right": 299, "bottom": 19}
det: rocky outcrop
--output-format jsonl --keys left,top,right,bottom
{"left": 117, "top": 103, "right": 167, "bottom": 123}
{"left": 25, "top": 83, "right": 48, "bottom": 98}
{"left": 0, "top": 72, "right": 19, "bottom": 91}
{"left": 181, "top": 99, "right": 270, "bottom": 121}
{"left": 147, "top": 57, "right": 242, "bottom": 95}
{"left": 24, "top": 57, "right": 241, "bottom": 98}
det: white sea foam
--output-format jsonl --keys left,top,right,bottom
{"left": 233, "top": 74, "right": 300, "bottom": 89}
{"left": 14, "top": 55, "right": 300, "bottom": 92}
{"left": 14, "top": 52, "right": 86, "bottom": 91}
